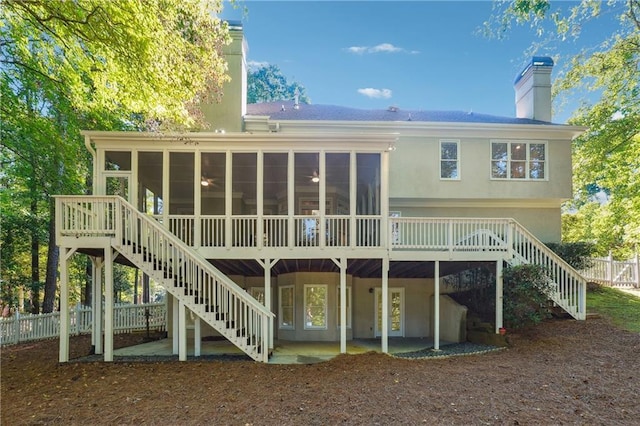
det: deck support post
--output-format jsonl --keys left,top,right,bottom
{"left": 172, "top": 295, "right": 179, "bottom": 354}
{"left": 382, "top": 257, "right": 389, "bottom": 353}
{"left": 434, "top": 260, "right": 440, "bottom": 351}
{"left": 259, "top": 258, "right": 278, "bottom": 349}
{"left": 104, "top": 247, "right": 114, "bottom": 362}
{"left": 92, "top": 257, "right": 104, "bottom": 355}
{"left": 58, "top": 248, "right": 71, "bottom": 363}
{"left": 495, "top": 260, "right": 504, "bottom": 333}
{"left": 194, "top": 316, "right": 201, "bottom": 357}
{"left": 178, "top": 300, "right": 187, "bottom": 361}
{"left": 340, "top": 257, "right": 347, "bottom": 353}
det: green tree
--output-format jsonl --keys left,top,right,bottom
{"left": 1, "top": 0, "right": 231, "bottom": 312}
{"left": 247, "top": 64, "right": 310, "bottom": 104}
{"left": 484, "top": 1, "right": 640, "bottom": 258}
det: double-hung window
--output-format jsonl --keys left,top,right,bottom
{"left": 491, "top": 141, "right": 547, "bottom": 180}
{"left": 304, "top": 285, "right": 328, "bottom": 330}
{"left": 440, "top": 140, "right": 460, "bottom": 179}
{"left": 279, "top": 286, "right": 294, "bottom": 329}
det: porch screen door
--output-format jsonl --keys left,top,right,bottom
{"left": 375, "top": 288, "right": 404, "bottom": 337}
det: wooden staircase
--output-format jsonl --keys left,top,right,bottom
{"left": 57, "top": 196, "right": 273, "bottom": 362}
{"left": 458, "top": 226, "right": 586, "bottom": 320}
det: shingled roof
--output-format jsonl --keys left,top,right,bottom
{"left": 245, "top": 101, "right": 554, "bottom": 125}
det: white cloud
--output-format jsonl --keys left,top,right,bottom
{"left": 345, "top": 43, "right": 418, "bottom": 55}
{"left": 370, "top": 43, "right": 402, "bottom": 53}
{"left": 346, "top": 46, "right": 368, "bottom": 54}
{"left": 358, "top": 88, "right": 392, "bottom": 99}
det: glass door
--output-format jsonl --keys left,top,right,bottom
{"left": 375, "top": 288, "right": 404, "bottom": 337}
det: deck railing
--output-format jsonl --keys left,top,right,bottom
{"left": 0, "top": 303, "right": 166, "bottom": 346}
{"left": 581, "top": 254, "right": 640, "bottom": 288}
{"left": 56, "top": 196, "right": 586, "bottom": 321}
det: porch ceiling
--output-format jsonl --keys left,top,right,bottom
{"left": 79, "top": 248, "right": 491, "bottom": 279}
{"left": 209, "top": 258, "right": 491, "bottom": 279}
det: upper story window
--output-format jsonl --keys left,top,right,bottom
{"left": 491, "top": 141, "right": 547, "bottom": 180}
{"left": 440, "top": 140, "right": 459, "bottom": 179}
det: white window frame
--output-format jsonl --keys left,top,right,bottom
{"left": 278, "top": 285, "right": 294, "bottom": 330}
{"left": 304, "top": 284, "right": 328, "bottom": 330}
{"left": 336, "top": 286, "right": 352, "bottom": 329}
{"left": 490, "top": 140, "right": 548, "bottom": 180}
{"left": 439, "top": 139, "right": 460, "bottom": 180}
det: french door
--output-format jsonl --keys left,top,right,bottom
{"left": 375, "top": 288, "right": 404, "bottom": 337}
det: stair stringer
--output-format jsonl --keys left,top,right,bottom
{"left": 112, "top": 199, "right": 273, "bottom": 362}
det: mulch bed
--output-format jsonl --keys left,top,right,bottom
{"left": 2, "top": 318, "right": 639, "bottom": 425}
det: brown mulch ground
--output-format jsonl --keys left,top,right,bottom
{"left": 1, "top": 317, "right": 639, "bottom": 425}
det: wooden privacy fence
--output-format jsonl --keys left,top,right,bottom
{"left": 581, "top": 253, "right": 640, "bottom": 289}
{"left": 0, "top": 302, "right": 166, "bottom": 346}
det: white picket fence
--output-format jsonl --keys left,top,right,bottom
{"left": 0, "top": 302, "right": 166, "bottom": 346}
{"left": 581, "top": 253, "right": 640, "bottom": 289}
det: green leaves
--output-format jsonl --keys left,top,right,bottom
{"left": 247, "top": 64, "right": 310, "bottom": 104}
{"left": 486, "top": 1, "right": 640, "bottom": 257}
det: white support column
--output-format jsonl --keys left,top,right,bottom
{"left": 434, "top": 260, "right": 440, "bottom": 351}
{"left": 261, "top": 258, "right": 277, "bottom": 349}
{"left": 178, "top": 300, "right": 187, "bottom": 361}
{"left": 194, "top": 149, "right": 202, "bottom": 248}
{"left": 194, "top": 316, "right": 201, "bottom": 357}
{"left": 58, "top": 248, "right": 70, "bottom": 363}
{"left": 319, "top": 150, "right": 326, "bottom": 248}
{"left": 495, "top": 260, "right": 504, "bottom": 333}
{"left": 257, "top": 150, "right": 264, "bottom": 249}
{"left": 172, "top": 295, "right": 179, "bottom": 354}
{"left": 92, "top": 257, "right": 104, "bottom": 355}
{"left": 382, "top": 257, "right": 389, "bottom": 353}
{"left": 339, "top": 257, "right": 347, "bottom": 353}
{"left": 104, "top": 248, "right": 114, "bottom": 362}
{"left": 349, "top": 152, "right": 357, "bottom": 248}
{"left": 225, "top": 150, "right": 233, "bottom": 249}
{"left": 380, "top": 151, "right": 389, "bottom": 247}
{"left": 288, "top": 150, "right": 295, "bottom": 248}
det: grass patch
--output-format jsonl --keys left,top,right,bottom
{"left": 587, "top": 285, "right": 640, "bottom": 333}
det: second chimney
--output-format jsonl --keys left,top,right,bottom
{"left": 514, "top": 57, "right": 554, "bottom": 122}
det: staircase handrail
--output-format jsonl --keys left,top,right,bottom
{"left": 507, "top": 218, "right": 586, "bottom": 320}
{"left": 116, "top": 196, "right": 274, "bottom": 318}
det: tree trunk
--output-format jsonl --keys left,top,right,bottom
{"left": 43, "top": 201, "right": 59, "bottom": 313}
{"left": 29, "top": 197, "right": 40, "bottom": 314}
{"left": 84, "top": 258, "right": 92, "bottom": 306}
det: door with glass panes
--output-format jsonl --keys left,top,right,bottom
{"left": 374, "top": 288, "right": 404, "bottom": 337}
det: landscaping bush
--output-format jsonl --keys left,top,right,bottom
{"left": 502, "top": 264, "right": 553, "bottom": 330}
{"left": 545, "top": 241, "right": 595, "bottom": 270}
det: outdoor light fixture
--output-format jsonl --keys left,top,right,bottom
{"left": 387, "top": 143, "right": 397, "bottom": 151}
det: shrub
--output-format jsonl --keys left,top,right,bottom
{"left": 503, "top": 264, "right": 553, "bottom": 330}
{"left": 545, "top": 241, "right": 595, "bottom": 270}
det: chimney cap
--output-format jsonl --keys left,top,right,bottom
{"left": 514, "top": 56, "right": 554, "bottom": 85}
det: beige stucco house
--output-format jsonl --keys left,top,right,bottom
{"left": 56, "top": 24, "right": 586, "bottom": 363}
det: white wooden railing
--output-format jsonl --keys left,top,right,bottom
{"left": 56, "top": 196, "right": 273, "bottom": 362}
{"left": 581, "top": 253, "right": 640, "bottom": 288}
{"left": 389, "top": 217, "right": 586, "bottom": 320}
{"left": 0, "top": 303, "right": 166, "bottom": 346}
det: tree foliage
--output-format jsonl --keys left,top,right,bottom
{"left": 484, "top": 1, "right": 640, "bottom": 258}
{"left": 1, "top": 0, "right": 231, "bottom": 312}
{"left": 247, "top": 64, "right": 310, "bottom": 104}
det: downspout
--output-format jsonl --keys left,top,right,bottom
{"left": 84, "top": 135, "right": 97, "bottom": 195}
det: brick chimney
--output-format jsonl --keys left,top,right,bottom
{"left": 200, "top": 21, "right": 247, "bottom": 132}
{"left": 514, "top": 57, "right": 554, "bottom": 122}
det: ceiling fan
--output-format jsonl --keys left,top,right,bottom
{"left": 200, "top": 176, "right": 219, "bottom": 187}
{"left": 307, "top": 170, "right": 320, "bottom": 183}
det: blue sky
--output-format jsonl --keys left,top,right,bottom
{"left": 222, "top": 1, "right": 617, "bottom": 124}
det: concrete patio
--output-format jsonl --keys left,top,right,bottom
{"left": 113, "top": 337, "right": 441, "bottom": 364}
